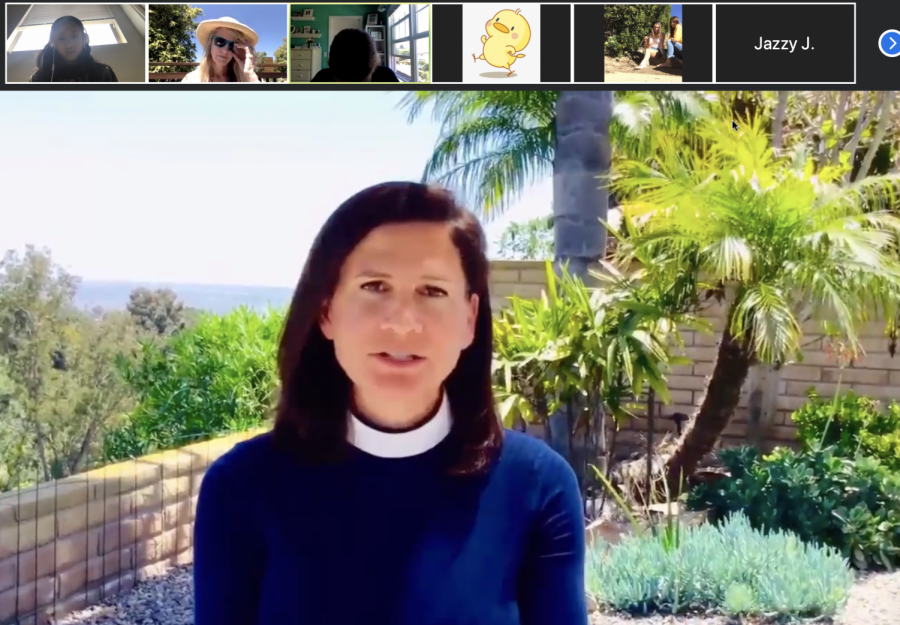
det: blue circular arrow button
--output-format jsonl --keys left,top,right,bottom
{"left": 880, "top": 30, "right": 900, "bottom": 58}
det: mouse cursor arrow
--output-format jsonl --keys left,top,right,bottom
{"left": 732, "top": 120, "right": 739, "bottom": 132}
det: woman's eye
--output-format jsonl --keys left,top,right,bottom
{"left": 361, "top": 281, "right": 387, "bottom": 292}
{"left": 422, "top": 285, "right": 448, "bottom": 297}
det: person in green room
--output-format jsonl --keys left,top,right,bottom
{"left": 312, "top": 28, "right": 399, "bottom": 82}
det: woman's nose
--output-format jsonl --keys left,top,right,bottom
{"left": 380, "top": 299, "right": 423, "bottom": 335}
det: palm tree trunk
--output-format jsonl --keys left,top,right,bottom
{"left": 552, "top": 91, "right": 613, "bottom": 275}
{"left": 549, "top": 90, "right": 613, "bottom": 481}
{"left": 745, "top": 363, "right": 780, "bottom": 451}
{"left": 664, "top": 327, "right": 753, "bottom": 491}
{"left": 772, "top": 91, "right": 789, "bottom": 152}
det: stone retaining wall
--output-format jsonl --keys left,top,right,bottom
{"left": 0, "top": 430, "right": 264, "bottom": 625}
{"left": 489, "top": 260, "right": 900, "bottom": 452}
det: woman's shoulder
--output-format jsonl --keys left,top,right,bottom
{"left": 310, "top": 68, "right": 333, "bottom": 81}
{"left": 204, "top": 430, "right": 276, "bottom": 480}
{"left": 181, "top": 68, "right": 202, "bottom": 83}
{"left": 493, "top": 431, "right": 581, "bottom": 520}
{"left": 91, "top": 61, "right": 118, "bottom": 81}
{"left": 373, "top": 66, "right": 400, "bottom": 82}
{"left": 499, "top": 429, "right": 578, "bottom": 488}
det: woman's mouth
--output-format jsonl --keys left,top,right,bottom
{"left": 371, "top": 352, "right": 425, "bottom": 367}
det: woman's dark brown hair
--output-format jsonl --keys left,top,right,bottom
{"left": 272, "top": 181, "right": 503, "bottom": 475}
{"left": 328, "top": 28, "right": 378, "bottom": 81}
{"left": 669, "top": 16, "right": 680, "bottom": 37}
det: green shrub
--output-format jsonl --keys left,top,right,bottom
{"left": 585, "top": 512, "right": 854, "bottom": 618}
{"left": 604, "top": 4, "right": 672, "bottom": 58}
{"left": 792, "top": 390, "right": 900, "bottom": 471}
{"left": 688, "top": 446, "right": 900, "bottom": 570}
{"left": 103, "top": 306, "right": 283, "bottom": 460}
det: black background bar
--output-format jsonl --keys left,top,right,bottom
{"left": 540, "top": 4, "right": 571, "bottom": 82}
{"left": 432, "top": 4, "right": 463, "bottom": 82}
{"left": 574, "top": 4, "right": 604, "bottom": 82}
{"left": 683, "top": 5, "right": 713, "bottom": 83}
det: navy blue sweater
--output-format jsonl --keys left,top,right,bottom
{"left": 193, "top": 429, "right": 587, "bottom": 625}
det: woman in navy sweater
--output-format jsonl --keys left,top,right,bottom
{"left": 193, "top": 181, "right": 588, "bottom": 625}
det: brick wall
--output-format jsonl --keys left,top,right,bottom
{"left": 489, "top": 260, "right": 900, "bottom": 451}
{"left": 0, "top": 430, "right": 264, "bottom": 625}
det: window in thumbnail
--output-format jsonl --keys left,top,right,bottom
{"left": 389, "top": 3, "right": 429, "bottom": 82}
{"left": 6, "top": 4, "right": 146, "bottom": 82}
{"left": 148, "top": 4, "right": 288, "bottom": 82}
{"left": 8, "top": 5, "right": 126, "bottom": 52}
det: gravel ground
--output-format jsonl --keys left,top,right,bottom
{"left": 55, "top": 565, "right": 900, "bottom": 625}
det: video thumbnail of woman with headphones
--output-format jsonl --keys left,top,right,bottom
{"left": 29, "top": 16, "right": 118, "bottom": 82}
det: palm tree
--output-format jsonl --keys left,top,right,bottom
{"left": 610, "top": 111, "right": 900, "bottom": 488}
{"left": 399, "top": 90, "right": 712, "bottom": 220}
{"left": 400, "top": 90, "right": 711, "bottom": 478}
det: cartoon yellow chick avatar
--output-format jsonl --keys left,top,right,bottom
{"left": 472, "top": 8, "right": 531, "bottom": 77}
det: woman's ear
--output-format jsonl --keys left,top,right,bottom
{"left": 463, "top": 293, "right": 479, "bottom": 348}
{"left": 319, "top": 301, "right": 334, "bottom": 340}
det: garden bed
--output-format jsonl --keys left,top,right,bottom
{"left": 54, "top": 563, "right": 900, "bottom": 625}
{"left": 591, "top": 571, "right": 900, "bottom": 624}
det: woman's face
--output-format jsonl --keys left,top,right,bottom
{"left": 653, "top": 23, "right": 660, "bottom": 33}
{"left": 210, "top": 28, "right": 239, "bottom": 67}
{"left": 320, "top": 222, "right": 479, "bottom": 422}
{"left": 670, "top": 18, "right": 678, "bottom": 29}
{"left": 52, "top": 24, "right": 84, "bottom": 62}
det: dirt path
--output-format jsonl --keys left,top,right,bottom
{"left": 605, "top": 54, "right": 682, "bottom": 83}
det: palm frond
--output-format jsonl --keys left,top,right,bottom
{"left": 612, "top": 105, "right": 900, "bottom": 366}
{"left": 704, "top": 236, "right": 754, "bottom": 282}
{"left": 730, "top": 284, "right": 800, "bottom": 363}
{"left": 418, "top": 117, "right": 553, "bottom": 218}
{"left": 813, "top": 172, "right": 900, "bottom": 214}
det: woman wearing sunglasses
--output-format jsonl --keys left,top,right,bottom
{"left": 182, "top": 17, "right": 260, "bottom": 83}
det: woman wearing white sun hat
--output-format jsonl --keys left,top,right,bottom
{"left": 182, "top": 16, "right": 260, "bottom": 83}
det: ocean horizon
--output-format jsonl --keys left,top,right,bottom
{"left": 75, "top": 280, "right": 295, "bottom": 315}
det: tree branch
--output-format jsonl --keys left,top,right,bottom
{"left": 829, "top": 91, "right": 852, "bottom": 166}
{"left": 858, "top": 91, "right": 897, "bottom": 181}
{"left": 843, "top": 91, "right": 872, "bottom": 185}
{"left": 772, "top": 91, "right": 789, "bottom": 153}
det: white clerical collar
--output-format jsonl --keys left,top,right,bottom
{"left": 348, "top": 393, "right": 451, "bottom": 458}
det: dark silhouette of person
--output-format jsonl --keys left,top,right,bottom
{"left": 312, "top": 28, "right": 400, "bottom": 82}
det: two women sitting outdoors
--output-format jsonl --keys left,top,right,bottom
{"left": 637, "top": 16, "right": 682, "bottom": 70}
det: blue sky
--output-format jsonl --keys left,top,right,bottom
{"left": 671, "top": 4, "right": 682, "bottom": 22}
{"left": 189, "top": 4, "right": 288, "bottom": 61}
{"left": 0, "top": 92, "right": 552, "bottom": 287}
